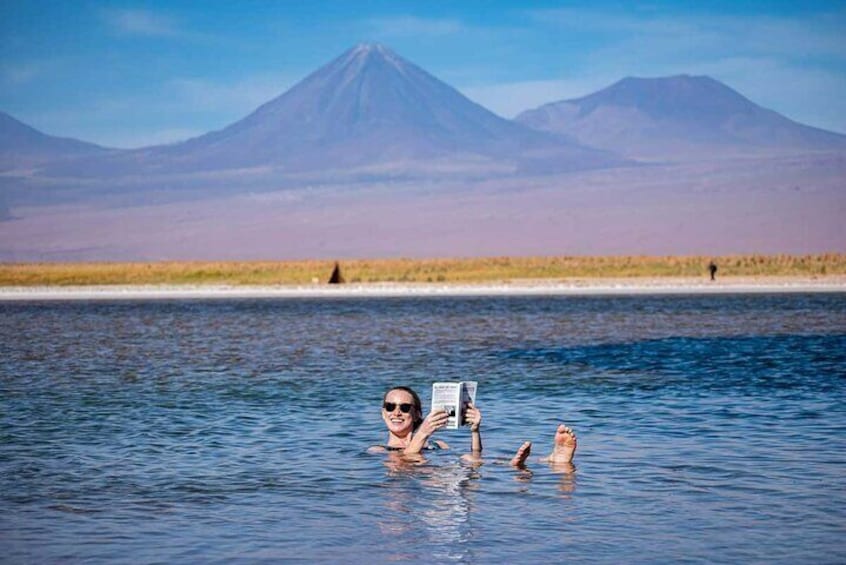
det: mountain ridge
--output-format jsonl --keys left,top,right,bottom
{"left": 4, "top": 56, "right": 846, "bottom": 176}
{"left": 0, "top": 111, "right": 112, "bottom": 171}
{"left": 1, "top": 46, "right": 844, "bottom": 198}
{"left": 1, "top": 47, "right": 843, "bottom": 259}
{"left": 515, "top": 75, "right": 846, "bottom": 159}
{"left": 37, "top": 43, "right": 617, "bottom": 179}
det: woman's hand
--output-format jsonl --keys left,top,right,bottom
{"left": 466, "top": 403, "right": 482, "bottom": 432}
{"left": 403, "top": 409, "right": 449, "bottom": 455}
{"left": 418, "top": 409, "right": 449, "bottom": 439}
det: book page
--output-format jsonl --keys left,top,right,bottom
{"left": 462, "top": 381, "right": 477, "bottom": 407}
{"left": 431, "top": 382, "right": 461, "bottom": 429}
{"left": 432, "top": 381, "right": 478, "bottom": 429}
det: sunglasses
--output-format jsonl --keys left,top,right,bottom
{"left": 383, "top": 402, "right": 413, "bottom": 413}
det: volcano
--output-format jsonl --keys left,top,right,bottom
{"left": 515, "top": 75, "right": 846, "bottom": 160}
{"left": 43, "top": 43, "right": 615, "bottom": 178}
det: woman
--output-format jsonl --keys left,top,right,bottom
{"left": 370, "top": 386, "right": 482, "bottom": 456}
{"left": 371, "top": 385, "right": 578, "bottom": 467}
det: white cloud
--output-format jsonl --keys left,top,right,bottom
{"left": 515, "top": 6, "right": 846, "bottom": 132}
{"left": 528, "top": 7, "right": 846, "bottom": 63}
{"left": 685, "top": 56, "right": 846, "bottom": 133}
{"left": 1, "top": 62, "right": 42, "bottom": 85}
{"left": 165, "top": 73, "right": 295, "bottom": 113}
{"left": 82, "top": 71, "right": 294, "bottom": 120}
{"left": 21, "top": 71, "right": 300, "bottom": 148}
{"left": 363, "top": 16, "right": 464, "bottom": 37}
{"left": 459, "top": 77, "right": 618, "bottom": 118}
{"left": 106, "top": 128, "right": 206, "bottom": 149}
{"left": 461, "top": 54, "right": 846, "bottom": 133}
{"left": 101, "top": 8, "right": 182, "bottom": 37}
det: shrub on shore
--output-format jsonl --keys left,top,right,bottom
{"left": 1, "top": 254, "right": 844, "bottom": 286}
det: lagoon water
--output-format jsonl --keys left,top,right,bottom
{"left": 2, "top": 293, "right": 845, "bottom": 563}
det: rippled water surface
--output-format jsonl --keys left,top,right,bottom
{"left": 2, "top": 293, "right": 845, "bottom": 563}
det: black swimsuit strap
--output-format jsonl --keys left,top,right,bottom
{"left": 383, "top": 443, "right": 440, "bottom": 451}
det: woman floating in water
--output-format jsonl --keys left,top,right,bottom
{"left": 370, "top": 385, "right": 577, "bottom": 468}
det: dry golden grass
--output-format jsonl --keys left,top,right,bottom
{"left": 0, "top": 254, "right": 844, "bottom": 286}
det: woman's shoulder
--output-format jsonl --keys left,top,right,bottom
{"left": 368, "top": 441, "right": 449, "bottom": 453}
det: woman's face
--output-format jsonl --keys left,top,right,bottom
{"left": 382, "top": 389, "right": 418, "bottom": 438}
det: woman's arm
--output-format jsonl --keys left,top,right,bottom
{"left": 466, "top": 404, "right": 482, "bottom": 453}
{"left": 404, "top": 409, "right": 448, "bottom": 455}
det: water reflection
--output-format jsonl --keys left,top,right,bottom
{"left": 494, "top": 456, "right": 577, "bottom": 495}
{"left": 376, "top": 453, "right": 481, "bottom": 562}
{"left": 375, "top": 447, "right": 577, "bottom": 561}
{"left": 549, "top": 462, "right": 577, "bottom": 495}
{"left": 419, "top": 462, "right": 480, "bottom": 561}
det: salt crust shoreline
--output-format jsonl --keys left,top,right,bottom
{"left": 1, "top": 276, "right": 844, "bottom": 300}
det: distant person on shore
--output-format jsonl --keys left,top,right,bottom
{"left": 370, "top": 386, "right": 577, "bottom": 469}
{"left": 708, "top": 261, "right": 718, "bottom": 281}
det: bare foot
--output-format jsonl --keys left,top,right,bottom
{"left": 510, "top": 441, "right": 532, "bottom": 467}
{"left": 543, "top": 424, "right": 577, "bottom": 464}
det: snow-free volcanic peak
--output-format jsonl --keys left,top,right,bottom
{"left": 40, "top": 42, "right": 615, "bottom": 177}
{"left": 516, "top": 75, "right": 846, "bottom": 159}
{"left": 174, "top": 41, "right": 575, "bottom": 170}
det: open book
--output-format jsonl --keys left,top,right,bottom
{"left": 431, "top": 381, "right": 478, "bottom": 429}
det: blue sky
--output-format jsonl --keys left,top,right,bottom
{"left": 2, "top": 0, "right": 845, "bottom": 148}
